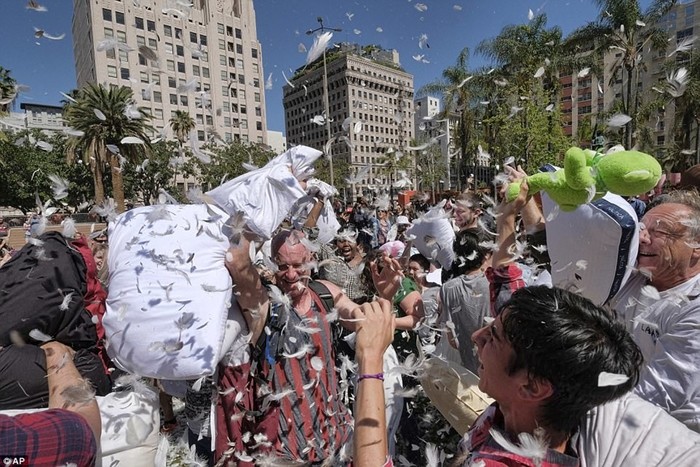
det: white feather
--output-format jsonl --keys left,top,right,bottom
{"left": 598, "top": 371, "right": 630, "bottom": 387}
{"left": 306, "top": 31, "right": 333, "bottom": 65}
{"left": 29, "top": 328, "right": 53, "bottom": 342}
{"left": 607, "top": 113, "right": 632, "bottom": 128}
{"left": 489, "top": 428, "right": 548, "bottom": 467}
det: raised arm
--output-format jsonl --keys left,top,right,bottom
{"left": 353, "top": 299, "right": 395, "bottom": 467}
{"left": 42, "top": 341, "right": 101, "bottom": 443}
{"left": 225, "top": 233, "right": 270, "bottom": 344}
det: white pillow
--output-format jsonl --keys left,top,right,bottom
{"left": 0, "top": 387, "right": 160, "bottom": 467}
{"left": 542, "top": 192, "right": 638, "bottom": 306}
{"left": 206, "top": 145, "right": 323, "bottom": 239}
{"left": 406, "top": 201, "right": 456, "bottom": 269}
{"left": 104, "top": 204, "right": 232, "bottom": 379}
{"left": 579, "top": 393, "right": 700, "bottom": 466}
{"left": 99, "top": 386, "right": 160, "bottom": 467}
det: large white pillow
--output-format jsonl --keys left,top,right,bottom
{"left": 406, "top": 201, "right": 456, "bottom": 269}
{"left": 579, "top": 393, "right": 700, "bottom": 466}
{"left": 542, "top": 192, "right": 638, "bottom": 306}
{"left": 206, "top": 145, "right": 323, "bottom": 239}
{"left": 104, "top": 204, "right": 232, "bottom": 379}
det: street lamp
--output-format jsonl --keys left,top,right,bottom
{"left": 306, "top": 17, "right": 341, "bottom": 187}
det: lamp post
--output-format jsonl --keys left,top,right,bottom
{"left": 306, "top": 17, "right": 341, "bottom": 188}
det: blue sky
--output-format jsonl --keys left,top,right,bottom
{"left": 0, "top": 0, "right": 652, "bottom": 133}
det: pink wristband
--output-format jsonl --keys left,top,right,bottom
{"left": 358, "top": 373, "right": 384, "bottom": 382}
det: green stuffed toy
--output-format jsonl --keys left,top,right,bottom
{"left": 506, "top": 147, "right": 662, "bottom": 211}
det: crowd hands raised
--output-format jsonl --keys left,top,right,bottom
{"left": 2, "top": 145, "right": 700, "bottom": 466}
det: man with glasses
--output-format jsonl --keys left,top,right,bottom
{"left": 609, "top": 190, "right": 700, "bottom": 432}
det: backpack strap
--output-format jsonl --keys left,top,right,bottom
{"left": 308, "top": 280, "right": 334, "bottom": 314}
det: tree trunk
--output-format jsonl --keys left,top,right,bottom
{"left": 625, "top": 66, "right": 634, "bottom": 149}
{"left": 111, "top": 153, "right": 126, "bottom": 213}
{"left": 92, "top": 145, "right": 106, "bottom": 204}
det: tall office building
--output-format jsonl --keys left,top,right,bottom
{"left": 283, "top": 44, "right": 415, "bottom": 198}
{"left": 72, "top": 0, "right": 267, "bottom": 151}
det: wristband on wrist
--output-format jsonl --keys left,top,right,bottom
{"left": 358, "top": 372, "right": 384, "bottom": 382}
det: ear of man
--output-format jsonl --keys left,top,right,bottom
{"left": 517, "top": 374, "right": 554, "bottom": 402}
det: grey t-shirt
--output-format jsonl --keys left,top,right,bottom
{"left": 439, "top": 271, "right": 490, "bottom": 373}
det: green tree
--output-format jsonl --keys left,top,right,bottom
{"left": 0, "top": 66, "right": 16, "bottom": 115}
{"left": 566, "top": 0, "right": 679, "bottom": 148}
{"left": 64, "top": 83, "right": 153, "bottom": 212}
{"left": 419, "top": 47, "right": 475, "bottom": 190}
{"left": 123, "top": 140, "right": 179, "bottom": 205}
{"left": 0, "top": 131, "right": 93, "bottom": 212}
{"left": 169, "top": 110, "right": 195, "bottom": 147}
{"left": 182, "top": 140, "right": 275, "bottom": 191}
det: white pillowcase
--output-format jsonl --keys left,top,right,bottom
{"left": 542, "top": 192, "right": 639, "bottom": 306}
{"left": 104, "top": 204, "right": 233, "bottom": 379}
{"left": 206, "top": 145, "right": 323, "bottom": 239}
{"left": 406, "top": 201, "right": 456, "bottom": 269}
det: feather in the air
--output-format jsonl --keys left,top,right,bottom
{"left": 598, "top": 371, "right": 630, "bottom": 387}
{"left": 306, "top": 31, "right": 333, "bottom": 65}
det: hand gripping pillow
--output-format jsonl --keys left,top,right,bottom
{"left": 405, "top": 201, "right": 456, "bottom": 269}
{"left": 542, "top": 192, "right": 638, "bottom": 306}
{"left": 103, "top": 204, "right": 233, "bottom": 379}
{"left": 206, "top": 145, "right": 323, "bottom": 239}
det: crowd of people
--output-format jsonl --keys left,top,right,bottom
{"left": 1, "top": 155, "right": 700, "bottom": 467}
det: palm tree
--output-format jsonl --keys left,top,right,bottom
{"left": 0, "top": 66, "right": 17, "bottom": 115}
{"left": 169, "top": 110, "right": 195, "bottom": 147}
{"left": 566, "top": 0, "right": 679, "bottom": 148}
{"left": 419, "top": 47, "right": 475, "bottom": 190}
{"left": 64, "top": 83, "right": 152, "bottom": 212}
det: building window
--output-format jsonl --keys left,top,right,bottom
{"left": 236, "top": 59, "right": 244, "bottom": 69}
{"left": 141, "top": 89, "right": 151, "bottom": 100}
{"left": 153, "top": 91, "right": 162, "bottom": 103}
{"left": 193, "top": 65, "right": 200, "bottom": 76}
{"left": 235, "top": 28, "right": 242, "bottom": 39}
{"left": 189, "top": 31, "right": 197, "bottom": 43}
{"left": 206, "top": 115, "right": 213, "bottom": 125}
{"left": 120, "top": 67, "right": 130, "bottom": 79}
{"left": 222, "top": 86, "right": 229, "bottom": 97}
{"left": 240, "top": 105, "right": 247, "bottom": 114}
{"left": 140, "top": 71, "right": 148, "bottom": 83}
{"left": 226, "top": 26, "right": 233, "bottom": 36}
{"left": 238, "top": 74, "right": 245, "bottom": 84}
{"left": 217, "top": 23, "right": 225, "bottom": 34}
{"left": 135, "top": 17, "right": 144, "bottom": 29}
{"left": 175, "top": 28, "right": 182, "bottom": 39}
{"left": 253, "top": 79, "right": 259, "bottom": 88}
{"left": 177, "top": 62, "right": 185, "bottom": 73}
{"left": 136, "top": 35, "right": 145, "bottom": 46}
{"left": 199, "top": 35, "right": 207, "bottom": 46}
{"left": 202, "top": 68, "right": 209, "bottom": 78}
{"left": 168, "top": 77, "right": 176, "bottom": 88}
{"left": 220, "top": 70, "right": 227, "bottom": 79}
{"left": 147, "top": 20, "right": 155, "bottom": 32}
{"left": 180, "top": 95, "right": 188, "bottom": 106}
{"left": 154, "top": 109, "right": 163, "bottom": 119}
{"left": 115, "top": 11, "right": 124, "bottom": 24}
{"left": 657, "top": 135, "right": 665, "bottom": 146}
{"left": 254, "top": 92, "right": 260, "bottom": 102}
{"left": 176, "top": 45, "right": 184, "bottom": 56}
{"left": 164, "top": 25, "right": 172, "bottom": 37}
{"left": 236, "top": 43, "right": 243, "bottom": 54}
{"left": 102, "top": 8, "right": 112, "bottom": 21}
{"left": 119, "top": 50, "right": 128, "bottom": 63}
{"left": 223, "top": 102, "right": 230, "bottom": 111}
{"left": 170, "top": 94, "right": 178, "bottom": 105}
{"left": 116, "top": 30, "right": 127, "bottom": 43}
{"left": 218, "top": 39, "right": 225, "bottom": 50}
{"left": 198, "top": 130, "right": 205, "bottom": 141}
{"left": 220, "top": 55, "right": 228, "bottom": 66}
{"left": 251, "top": 48, "right": 258, "bottom": 59}
{"left": 107, "top": 65, "right": 117, "bottom": 78}
{"left": 240, "top": 120, "right": 248, "bottom": 129}
{"left": 224, "top": 116, "right": 231, "bottom": 125}
{"left": 167, "top": 60, "right": 175, "bottom": 71}
{"left": 255, "top": 107, "right": 261, "bottom": 116}
{"left": 256, "top": 122, "right": 262, "bottom": 131}
{"left": 165, "top": 43, "right": 173, "bottom": 54}
{"left": 227, "top": 57, "right": 235, "bottom": 66}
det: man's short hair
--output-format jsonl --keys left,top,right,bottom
{"left": 409, "top": 253, "right": 430, "bottom": 271}
{"left": 647, "top": 189, "right": 700, "bottom": 240}
{"left": 456, "top": 192, "right": 483, "bottom": 210}
{"left": 501, "top": 286, "right": 643, "bottom": 434}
